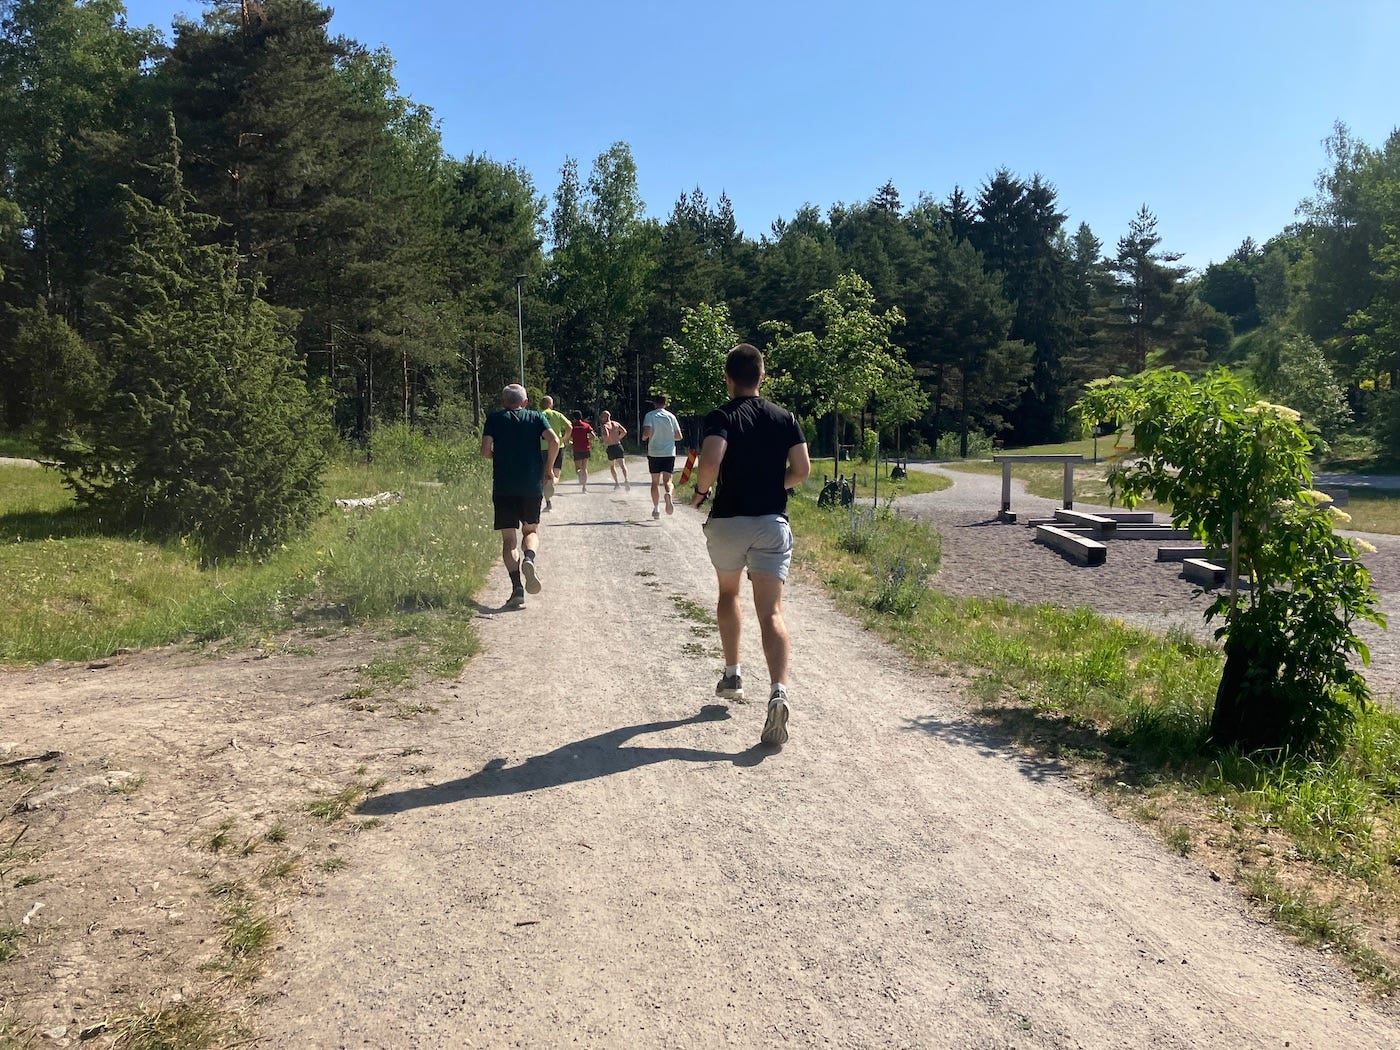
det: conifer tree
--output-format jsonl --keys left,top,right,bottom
{"left": 64, "top": 121, "right": 330, "bottom": 555}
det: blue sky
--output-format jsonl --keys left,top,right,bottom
{"left": 122, "top": 0, "right": 1399, "bottom": 271}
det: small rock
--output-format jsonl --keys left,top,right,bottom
{"left": 1209, "top": 870, "right": 1221, "bottom": 881}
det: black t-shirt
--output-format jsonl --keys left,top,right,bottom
{"left": 702, "top": 396, "right": 806, "bottom": 518}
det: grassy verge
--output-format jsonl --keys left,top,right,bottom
{"left": 0, "top": 442, "right": 497, "bottom": 665}
{"left": 788, "top": 489, "right": 1400, "bottom": 991}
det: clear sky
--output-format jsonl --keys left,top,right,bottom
{"left": 121, "top": 0, "right": 1399, "bottom": 271}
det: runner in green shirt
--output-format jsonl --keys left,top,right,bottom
{"left": 539, "top": 395, "right": 572, "bottom": 511}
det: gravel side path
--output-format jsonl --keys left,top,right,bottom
{"left": 898, "top": 464, "right": 1400, "bottom": 700}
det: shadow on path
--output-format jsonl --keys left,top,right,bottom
{"left": 904, "top": 712, "right": 1074, "bottom": 784}
{"left": 360, "top": 705, "right": 768, "bottom": 813}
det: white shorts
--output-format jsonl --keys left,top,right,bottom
{"left": 703, "top": 514, "right": 792, "bottom": 581}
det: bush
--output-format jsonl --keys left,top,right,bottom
{"left": 1078, "top": 369, "right": 1382, "bottom": 755}
{"left": 858, "top": 428, "right": 878, "bottom": 463}
{"left": 935, "top": 430, "right": 994, "bottom": 459}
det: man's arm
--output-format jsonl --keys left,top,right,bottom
{"left": 690, "top": 434, "right": 726, "bottom": 508}
{"left": 640, "top": 425, "right": 653, "bottom": 443}
{"left": 479, "top": 434, "right": 493, "bottom": 459}
{"left": 785, "top": 442, "right": 811, "bottom": 491}
{"left": 542, "top": 428, "right": 559, "bottom": 482}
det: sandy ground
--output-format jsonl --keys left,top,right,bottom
{"left": 903, "top": 464, "right": 1400, "bottom": 702}
{"left": 5, "top": 465, "right": 1400, "bottom": 1047}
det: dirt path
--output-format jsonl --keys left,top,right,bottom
{"left": 242, "top": 470, "right": 1398, "bottom": 1048}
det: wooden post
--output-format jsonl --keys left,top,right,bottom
{"left": 1001, "top": 461, "right": 1012, "bottom": 517}
{"left": 1064, "top": 461, "right": 1075, "bottom": 509}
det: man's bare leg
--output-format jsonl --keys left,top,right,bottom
{"left": 749, "top": 573, "right": 790, "bottom": 687}
{"left": 714, "top": 569, "right": 745, "bottom": 700}
{"left": 650, "top": 473, "right": 663, "bottom": 517}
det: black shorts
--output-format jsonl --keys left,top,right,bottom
{"left": 546, "top": 449, "right": 562, "bottom": 470}
{"left": 648, "top": 455, "right": 676, "bottom": 475}
{"left": 606, "top": 444, "right": 626, "bottom": 461}
{"left": 493, "top": 493, "right": 542, "bottom": 531}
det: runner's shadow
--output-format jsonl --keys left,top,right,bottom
{"left": 469, "top": 600, "right": 519, "bottom": 615}
{"left": 359, "top": 705, "right": 768, "bottom": 812}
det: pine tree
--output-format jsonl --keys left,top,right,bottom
{"left": 67, "top": 127, "right": 330, "bottom": 555}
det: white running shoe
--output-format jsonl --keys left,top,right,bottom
{"left": 521, "top": 558, "right": 541, "bottom": 594}
{"left": 760, "top": 689, "right": 789, "bottom": 746}
{"left": 652, "top": 508, "right": 661, "bottom": 519}
{"left": 664, "top": 487, "right": 674, "bottom": 515}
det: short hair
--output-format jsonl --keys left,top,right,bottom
{"left": 502, "top": 384, "right": 527, "bottom": 407}
{"left": 651, "top": 393, "right": 668, "bottom": 406}
{"left": 571, "top": 409, "right": 584, "bottom": 422}
{"left": 542, "top": 395, "right": 555, "bottom": 409}
{"left": 599, "top": 410, "right": 611, "bottom": 420}
{"left": 726, "top": 344, "right": 763, "bottom": 388}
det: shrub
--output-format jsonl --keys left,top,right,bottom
{"left": 1077, "top": 369, "right": 1382, "bottom": 754}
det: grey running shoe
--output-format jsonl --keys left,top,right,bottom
{"left": 715, "top": 673, "right": 743, "bottom": 700}
{"left": 664, "top": 488, "right": 674, "bottom": 515}
{"left": 761, "top": 689, "right": 790, "bottom": 746}
{"left": 652, "top": 508, "right": 661, "bottom": 519}
{"left": 506, "top": 586, "right": 525, "bottom": 609}
{"left": 521, "top": 558, "right": 541, "bottom": 594}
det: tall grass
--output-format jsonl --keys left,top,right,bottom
{"left": 0, "top": 433, "right": 496, "bottom": 664}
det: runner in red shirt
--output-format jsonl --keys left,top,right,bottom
{"left": 569, "top": 411, "right": 595, "bottom": 493}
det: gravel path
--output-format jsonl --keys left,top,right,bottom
{"left": 900, "top": 464, "right": 1400, "bottom": 700}
{"left": 251, "top": 470, "right": 1398, "bottom": 1047}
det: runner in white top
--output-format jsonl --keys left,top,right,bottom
{"left": 641, "top": 393, "right": 684, "bottom": 518}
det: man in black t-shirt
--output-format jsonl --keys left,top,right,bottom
{"left": 480, "top": 384, "right": 559, "bottom": 608}
{"left": 690, "top": 344, "right": 811, "bottom": 745}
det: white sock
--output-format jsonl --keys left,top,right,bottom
{"left": 725, "top": 664, "right": 741, "bottom": 678}
{"left": 772, "top": 682, "right": 788, "bottom": 698}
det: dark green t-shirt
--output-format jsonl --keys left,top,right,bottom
{"left": 483, "top": 408, "right": 550, "bottom": 497}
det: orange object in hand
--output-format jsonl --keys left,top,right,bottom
{"left": 678, "top": 447, "right": 699, "bottom": 485}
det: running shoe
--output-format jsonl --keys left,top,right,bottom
{"left": 664, "top": 487, "right": 674, "bottom": 515}
{"left": 544, "top": 478, "right": 555, "bottom": 498}
{"left": 506, "top": 585, "right": 525, "bottom": 609}
{"left": 760, "top": 688, "right": 790, "bottom": 746}
{"left": 652, "top": 508, "right": 661, "bottom": 519}
{"left": 521, "top": 558, "right": 542, "bottom": 594}
{"left": 715, "top": 673, "right": 743, "bottom": 700}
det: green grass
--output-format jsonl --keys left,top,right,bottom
{"left": 0, "top": 924, "right": 20, "bottom": 963}
{"left": 106, "top": 1000, "right": 236, "bottom": 1050}
{"left": 0, "top": 433, "right": 39, "bottom": 459}
{"left": 0, "top": 445, "right": 497, "bottom": 665}
{"left": 307, "top": 778, "right": 384, "bottom": 823}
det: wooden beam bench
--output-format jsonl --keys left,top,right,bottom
{"left": 1157, "top": 546, "right": 1228, "bottom": 562}
{"left": 1035, "top": 524, "right": 1107, "bottom": 565}
{"left": 1053, "top": 509, "right": 1118, "bottom": 534}
{"left": 992, "top": 454, "right": 1085, "bottom": 522}
{"left": 1181, "top": 558, "right": 1229, "bottom": 589}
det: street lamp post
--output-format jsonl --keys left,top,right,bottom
{"left": 515, "top": 274, "right": 527, "bottom": 385}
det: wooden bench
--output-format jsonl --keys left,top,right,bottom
{"left": 1035, "top": 524, "right": 1107, "bottom": 565}
{"left": 992, "top": 454, "right": 1085, "bottom": 522}
{"left": 1181, "top": 558, "right": 1229, "bottom": 588}
{"left": 1157, "top": 546, "right": 1227, "bottom": 563}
